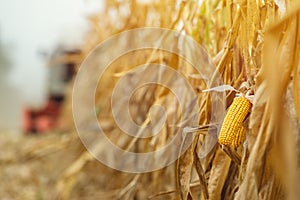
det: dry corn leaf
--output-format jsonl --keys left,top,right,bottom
{"left": 177, "top": 132, "right": 198, "bottom": 200}
{"left": 207, "top": 149, "right": 231, "bottom": 200}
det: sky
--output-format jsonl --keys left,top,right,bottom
{"left": 0, "top": 0, "right": 103, "bottom": 129}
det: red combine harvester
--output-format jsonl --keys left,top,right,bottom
{"left": 23, "top": 49, "right": 80, "bottom": 134}
{"left": 23, "top": 95, "right": 64, "bottom": 133}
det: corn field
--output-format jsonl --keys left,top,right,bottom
{"left": 1, "top": 0, "right": 300, "bottom": 199}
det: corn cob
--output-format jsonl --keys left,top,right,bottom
{"left": 218, "top": 96, "right": 252, "bottom": 148}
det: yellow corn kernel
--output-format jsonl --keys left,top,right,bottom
{"left": 218, "top": 97, "right": 252, "bottom": 148}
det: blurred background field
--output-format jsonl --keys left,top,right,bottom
{"left": 0, "top": 0, "right": 102, "bottom": 129}
{"left": 1, "top": 0, "right": 300, "bottom": 199}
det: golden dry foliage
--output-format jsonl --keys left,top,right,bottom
{"left": 51, "top": 0, "right": 300, "bottom": 199}
{"left": 236, "top": 5, "right": 300, "bottom": 200}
